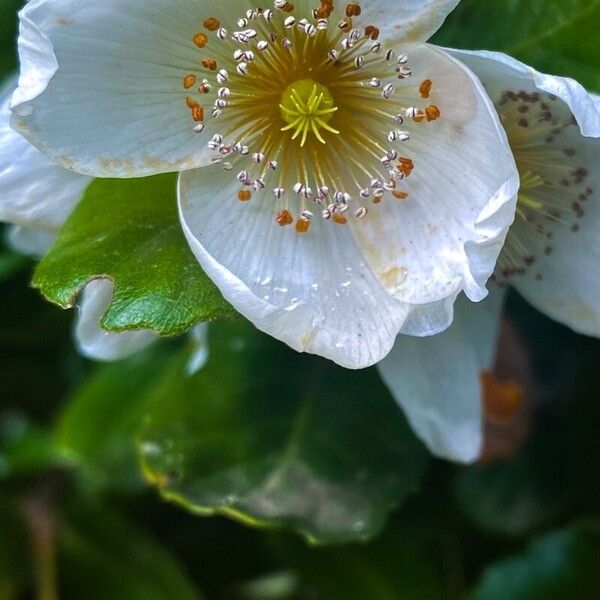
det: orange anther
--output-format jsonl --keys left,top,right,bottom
{"left": 202, "top": 58, "right": 217, "bottom": 71}
{"left": 425, "top": 105, "right": 441, "bottom": 122}
{"left": 333, "top": 214, "right": 348, "bottom": 225}
{"left": 203, "top": 17, "right": 220, "bottom": 31}
{"left": 398, "top": 157, "right": 414, "bottom": 177}
{"left": 393, "top": 190, "right": 409, "bottom": 200}
{"left": 276, "top": 210, "right": 294, "bottom": 226}
{"left": 365, "top": 25, "right": 380, "bottom": 40}
{"left": 296, "top": 218, "right": 311, "bottom": 233}
{"left": 238, "top": 189, "right": 252, "bottom": 202}
{"left": 346, "top": 3, "right": 361, "bottom": 17}
{"left": 186, "top": 97, "right": 204, "bottom": 122}
{"left": 193, "top": 33, "right": 208, "bottom": 48}
{"left": 419, "top": 79, "right": 432, "bottom": 99}
{"left": 191, "top": 106, "right": 204, "bottom": 122}
{"left": 183, "top": 75, "right": 197, "bottom": 89}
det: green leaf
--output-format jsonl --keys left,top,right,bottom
{"left": 55, "top": 344, "right": 178, "bottom": 492}
{"left": 434, "top": 0, "right": 600, "bottom": 92}
{"left": 138, "top": 321, "right": 429, "bottom": 544}
{"left": 471, "top": 523, "right": 600, "bottom": 599}
{"left": 33, "top": 176, "right": 234, "bottom": 336}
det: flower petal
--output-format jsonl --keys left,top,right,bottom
{"left": 377, "top": 288, "right": 506, "bottom": 463}
{"left": 0, "top": 76, "right": 90, "bottom": 231}
{"left": 449, "top": 50, "right": 600, "bottom": 336}
{"left": 363, "top": 0, "right": 460, "bottom": 44}
{"left": 349, "top": 46, "right": 519, "bottom": 305}
{"left": 11, "top": 0, "right": 229, "bottom": 177}
{"left": 446, "top": 49, "right": 600, "bottom": 137}
{"left": 178, "top": 166, "right": 414, "bottom": 369}
{"left": 75, "top": 279, "right": 156, "bottom": 361}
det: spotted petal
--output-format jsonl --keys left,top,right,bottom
{"left": 449, "top": 50, "right": 600, "bottom": 336}
{"left": 377, "top": 289, "right": 505, "bottom": 463}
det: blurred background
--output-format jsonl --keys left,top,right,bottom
{"left": 1, "top": 0, "right": 599, "bottom": 598}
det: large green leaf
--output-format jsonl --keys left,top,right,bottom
{"left": 471, "top": 523, "right": 600, "bottom": 599}
{"left": 33, "top": 176, "right": 234, "bottom": 336}
{"left": 57, "top": 319, "right": 428, "bottom": 544}
{"left": 138, "top": 321, "right": 429, "bottom": 544}
{"left": 434, "top": 0, "right": 600, "bottom": 92}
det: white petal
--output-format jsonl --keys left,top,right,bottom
{"left": 11, "top": 0, "right": 227, "bottom": 177}
{"left": 446, "top": 49, "right": 600, "bottom": 137}
{"left": 75, "top": 279, "right": 156, "bottom": 361}
{"left": 349, "top": 46, "right": 519, "bottom": 305}
{"left": 363, "top": 0, "right": 460, "bottom": 44}
{"left": 448, "top": 50, "right": 600, "bottom": 336}
{"left": 178, "top": 167, "right": 414, "bottom": 369}
{"left": 377, "top": 288, "right": 506, "bottom": 463}
{"left": 513, "top": 141, "right": 600, "bottom": 335}
{"left": 0, "top": 76, "right": 90, "bottom": 231}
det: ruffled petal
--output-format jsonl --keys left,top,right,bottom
{"left": 446, "top": 49, "right": 600, "bottom": 137}
{"left": 11, "top": 0, "right": 235, "bottom": 177}
{"left": 377, "top": 288, "right": 506, "bottom": 463}
{"left": 349, "top": 46, "right": 519, "bottom": 305}
{"left": 449, "top": 50, "right": 600, "bottom": 336}
{"left": 0, "top": 76, "right": 90, "bottom": 231}
{"left": 363, "top": 0, "right": 460, "bottom": 44}
{"left": 75, "top": 279, "right": 156, "bottom": 361}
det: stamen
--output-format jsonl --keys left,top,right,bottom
{"left": 182, "top": 0, "right": 445, "bottom": 233}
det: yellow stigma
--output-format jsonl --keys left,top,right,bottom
{"left": 279, "top": 79, "right": 339, "bottom": 147}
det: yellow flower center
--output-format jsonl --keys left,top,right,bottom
{"left": 279, "top": 79, "right": 339, "bottom": 146}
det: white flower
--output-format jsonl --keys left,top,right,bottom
{"left": 8, "top": 0, "right": 519, "bottom": 369}
{"left": 378, "top": 51, "right": 600, "bottom": 463}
